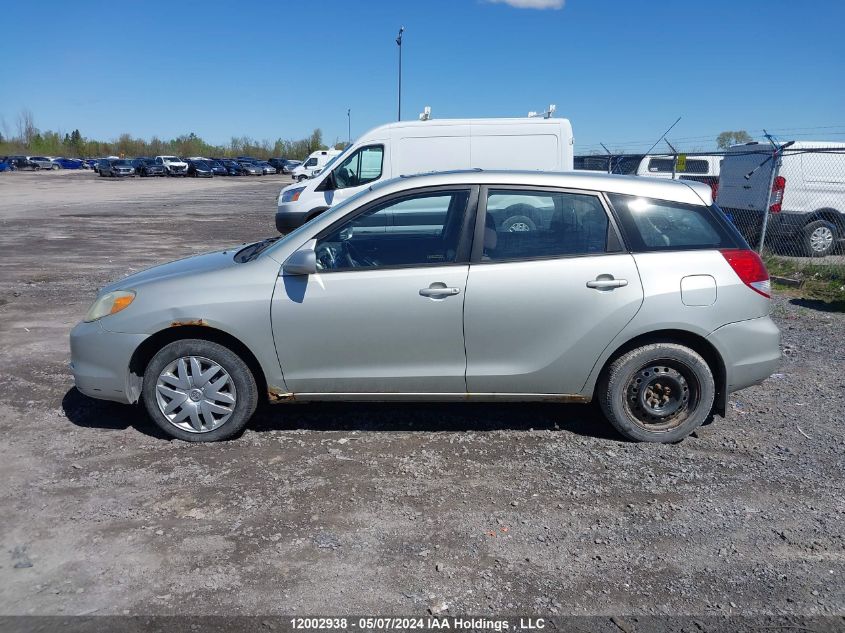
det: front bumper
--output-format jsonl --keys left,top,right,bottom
{"left": 707, "top": 315, "right": 781, "bottom": 393}
{"left": 70, "top": 320, "right": 149, "bottom": 404}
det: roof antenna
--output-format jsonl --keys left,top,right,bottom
{"left": 527, "top": 104, "right": 556, "bottom": 118}
{"left": 418, "top": 106, "right": 432, "bottom": 121}
{"left": 643, "top": 116, "right": 682, "bottom": 157}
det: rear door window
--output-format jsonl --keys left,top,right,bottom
{"left": 648, "top": 158, "right": 710, "bottom": 174}
{"left": 607, "top": 194, "right": 742, "bottom": 251}
{"left": 482, "top": 189, "right": 613, "bottom": 261}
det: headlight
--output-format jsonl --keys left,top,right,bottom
{"left": 84, "top": 290, "right": 136, "bottom": 322}
{"left": 281, "top": 186, "right": 305, "bottom": 203}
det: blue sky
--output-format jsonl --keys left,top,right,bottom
{"left": 1, "top": 0, "right": 843, "bottom": 153}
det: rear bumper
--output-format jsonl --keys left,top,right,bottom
{"left": 69, "top": 320, "right": 148, "bottom": 404}
{"left": 707, "top": 315, "right": 781, "bottom": 393}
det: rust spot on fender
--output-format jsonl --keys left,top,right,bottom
{"left": 170, "top": 318, "right": 208, "bottom": 327}
{"left": 268, "top": 388, "right": 295, "bottom": 403}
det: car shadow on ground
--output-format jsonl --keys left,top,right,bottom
{"left": 789, "top": 297, "right": 845, "bottom": 313}
{"left": 62, "top": 388, "right": 622, "bottom": 442}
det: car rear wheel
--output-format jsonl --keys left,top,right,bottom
{"left": 142, "top": 339, "right": 258, "bottom": 442}
{"left": 297, "top": 175, "right": 308, "bottom": 182}
{"left": 598, "top": 343, "right": 714, "bottom": 443}
{"left": 803, "top": 220, "right": 837, "bottom": 257}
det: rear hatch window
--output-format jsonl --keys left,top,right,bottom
{"left": 607, "top": 193, "right": 745, "bottom": 251}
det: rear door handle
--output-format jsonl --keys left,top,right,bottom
{"left": 586, "top": 278, "right": 628, "bottom": 290}
{"left": 420, "top": 284, "right": 461, "bottom": 297}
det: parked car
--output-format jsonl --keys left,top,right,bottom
{"left": 717, "top": 142, "right": 845, "bottom": 257}
{"left": 290, "top": 149, "right": 343, "bottom": 183}
{"left": 257, "top": 161, "right": 276, "bottom": 175}
{"left": 98, "top": 159, "right": 136, "bottom": 177}
{"left": 0, "top": 157, "right": 13, "bottom": 172}
{"left": 5, "top": 156, "right": 30, "bottom": 170}
{"left": 27, "top": 156, "right": 55, "bottom": 170}
{"left": 218, "top": 159, "right": 247, "bottom": 176}
{"left": 205, "top": 159, "right": 228, "bottom": 176}
{"left": 282, "top": 159, "right": 302, "bottom": 174}
{"left": 131, "top": 158, "right": 167, "bottom": 177}
{"left": 268, "top": 158, "right": 301, "bottom": 174}
{"left": 92, "top": 156, "right": 119, "bottom": 174}
{"left": 70, "top": 170, "right": 779, "bottom": 444}
{"left": 277, "top": 116, "right": 575, "bottom": 233}
{"left": 187, "top": 159, "right": 214, "bottom": 178}
{"left": 238, "top": 160, "right": 264, "bottom": 176}
{"left": 267, "top": 158, "right": 289, "bottom": 174}
{"left": 51, "top": 157, "right": 85, "bottom": 170}
{"left": 154, "top": 155, "right": 188, "bottom": 176}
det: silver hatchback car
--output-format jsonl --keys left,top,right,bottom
{"left": 70, "top": 171, "right": 780, "bottom": 443}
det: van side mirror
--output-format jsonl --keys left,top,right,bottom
{"left": 315, "top": 170, "right": 335, "bottom": 192}
{"left": 283, "top": 242, "right": 317, "bottom": 275}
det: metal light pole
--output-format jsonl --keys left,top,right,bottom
{"left": 347, "top": 109, "right": 351, "bottom": 144}
{"left": 396, "top": 26, "right": 404, "bottom": 121}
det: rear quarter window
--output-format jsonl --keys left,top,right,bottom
{"left": 607, "top": 193, "right": 743, "bottom": 251}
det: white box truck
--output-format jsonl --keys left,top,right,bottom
{"left": 275, "top": 117, "right": 575, "bottom": 233}
{"left": 717, "top": 142, "right": 845, "bottom": 256}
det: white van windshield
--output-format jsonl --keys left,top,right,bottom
{"left": 323, "top": 148, "right": 351, "bottom": 171}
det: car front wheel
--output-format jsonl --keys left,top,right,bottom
{"left": 142, "top": 339, "right": 258, "bottom": 442}
{"left": 598, "top": 343, "right": 715, "bottom": 443}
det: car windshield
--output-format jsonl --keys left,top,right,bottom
{"left": 114, "top": 160, "right": 131, "bottom": 166}
{"left": 194, "top": 161, "right": 209, "bottom": 168}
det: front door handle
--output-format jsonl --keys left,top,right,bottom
{"left": 586, "top": 277, "right": 628, "bottom": 290}
{"left": 420, "top": 283, "right": 461, "bottom": 297}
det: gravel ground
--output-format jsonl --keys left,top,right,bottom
{"left": 0, "top": 170, "right": 843, "bottom": 617}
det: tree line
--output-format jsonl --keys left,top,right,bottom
{"left": 0, "top": 110, "right": 345, "bottom": 160}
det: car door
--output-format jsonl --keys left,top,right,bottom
{"left": 463, "top": 186, "right": 644, "bottom": 395}
{"left": 271, "top": 186, "right": 478, "bottom": 394}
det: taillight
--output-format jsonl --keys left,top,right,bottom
{"left": 720, "top": 249, "right": 770, "bottom": 298}
{"left": 710, "top": 181, "right": 719, "bottom": 202}
{"left": 769, "top": 176, "right": 786, "bottom": 213}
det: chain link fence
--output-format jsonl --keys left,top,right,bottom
{"left": 575, "top": 143, "right": 845, "bottom": 302}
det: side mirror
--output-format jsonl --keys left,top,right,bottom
{"left": 283, "top": 241, "right": 317, "bottom": 276}
{"left": 315, "top": 170, "right": 335, "bottom": 192}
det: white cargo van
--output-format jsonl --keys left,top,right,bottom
{"left": 275, "top": 117, "right": 574, "bottom": 232}
{"left": 290, "top": 149, "right": 343, "bottom": 182}
{"left": 717, "top": 142, "right": 845, "bottom": 256}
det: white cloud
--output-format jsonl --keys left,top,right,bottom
{"left": 485, "top": 0, "right": 565, "bottom": 9}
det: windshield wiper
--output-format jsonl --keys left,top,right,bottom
{"left": 234, "top": 237, "right": 280, "bottom": 263}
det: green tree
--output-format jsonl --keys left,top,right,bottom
{"left": 717, "top": 130, "right": 753, "bottom": 149}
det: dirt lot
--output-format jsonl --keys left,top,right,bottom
{"left": 0, "top": 170, "right": 843, "bottom": 617}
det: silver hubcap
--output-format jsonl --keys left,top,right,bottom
{"left": 508, "top": 222, "right": 532, "bottom": 232}
{"left": 155, "top": 356, "right": 236, "bottom": 433}
{"left": 810, "top": 226, "right": 833, "bottom": 253}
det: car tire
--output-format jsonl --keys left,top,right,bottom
{"left": 52, "top": 164, "right": 61, "bottom": 170}
{"left": 501, "top": 215, "right": 537, "bottom": 233}
{"left": 598, "top": 343, "right": 715, "bottom": 443}
{"left": 142, "top": 339, "right": 258, "bottom": 442}
{"left": 297, "top": 175, "right": 307, "bottom": 182}
{"left": 802, "top": 220, "right": 837, "bottom": 257}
